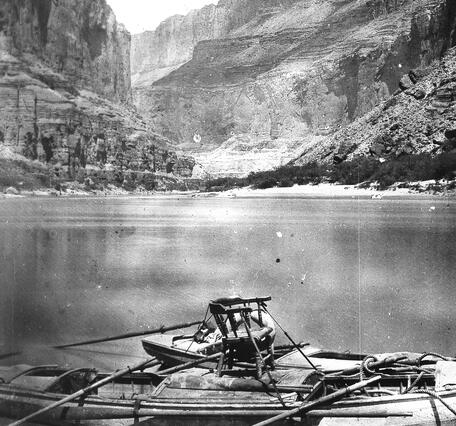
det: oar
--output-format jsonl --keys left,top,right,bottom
{"left": 252, "top": 375, "right": 382, "bottom": 426}
{"left": 8, "top": 357, "right": 157, "bottom": 426}
{"left": 54, "top": 320, "right": 202, "bottom": 349}
{"left": 274, "top": 342, "right": 309, "bottom": 352}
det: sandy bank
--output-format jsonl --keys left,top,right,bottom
{"left": 210, "top": 182, "right": 456, "bottom": 200}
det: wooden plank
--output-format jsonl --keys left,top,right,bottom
{"left": 60, "top": 406, "right": 413, "bottom": 421}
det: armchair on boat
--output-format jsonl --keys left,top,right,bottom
{"left": 208, "top": 296, "right": 275, "bottom": 378}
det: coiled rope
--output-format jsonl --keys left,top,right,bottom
{"left": 359, "top": 355, "right": 379, "bottom": 380}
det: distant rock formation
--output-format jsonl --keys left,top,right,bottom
{"left": 0, "top": 0, "right": 196, "bottom": 190}
{"left": 131, "top": 0, "right": 300, "bottom": 86}
{"left": 132, "top": 0, "right": 456, "bottom": 176}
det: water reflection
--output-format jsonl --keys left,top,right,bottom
{"left": 0, "top": 197, "right": 455, "bottom": 370}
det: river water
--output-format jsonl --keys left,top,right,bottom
{"left": 0, "top": 195, "right": 455, "bottom": 371}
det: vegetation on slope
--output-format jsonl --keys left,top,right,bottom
{"left": 0, "top": 159, "right": 51, "bottom": 190}
{"left": 205, "top": 152, "right": 456, "bottom": 192}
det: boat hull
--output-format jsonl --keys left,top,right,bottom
{"left": 2, "top": 383, "right": 456, "bottom": 425}
{"left": 142, "top": 334, "right": 223, "bottom": 369}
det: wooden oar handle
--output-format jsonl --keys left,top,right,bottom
{"left": 54, "top": 320, "right": 202, "bottom": 349}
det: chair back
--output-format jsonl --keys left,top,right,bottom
{"left": 209, "top": 296, "right": 271, "bottom": 338}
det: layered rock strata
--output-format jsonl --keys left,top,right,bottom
{"left": 0, "top": 0, "right": 196, "bottom": 188}
{"left": 133, "top": 0, "right": 456, "bottom": 176}
{"left": 131, "top": 0, "right": 301, "bottom": 86}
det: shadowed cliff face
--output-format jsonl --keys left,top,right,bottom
{"left": 132, "top": 0, "right": 456, "bottom": 176}
{"left": 0, "top": 0, "right": 196, "bottom": 186}
{"left": 0, "top": 0, "right": 131, "bottom": 103}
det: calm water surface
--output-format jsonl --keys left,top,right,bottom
{"left": 0, "top": 196, "right": 455, "bottom": 370}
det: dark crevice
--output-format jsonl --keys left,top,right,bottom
{"left": 33, "top": 0, "right": 52, "bottom": 45}
{"left": 81, "top": 4, "right": 108, "bottom": 60}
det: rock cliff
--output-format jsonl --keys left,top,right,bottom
{"left": 1, "top": 0, "right": 131, "bottom": 103}
{"left": 0, "top": 0, "right": 196, "bottom": 190}
{"left": 131, "top": 0, "right": 300, "bottom": 86}
{"left": 292, "top": 46, "right": 456, "bottom": 166}
{"left": 132, "top": 0, "right": 456, "bottom": 176}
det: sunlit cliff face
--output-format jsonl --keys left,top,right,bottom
{"left": 131, "top": 0, "right": 456, "bottom": 176}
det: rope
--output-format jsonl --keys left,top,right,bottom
{"left": 261, "top": 304, "right": 318, "bottom": 371}
{"left": 417, "top": 352, "right": 451, "bottom": 367}
{"left": 359, "top": 355, "right": 378, "bottom": 380}
{"left": 359, "top": 355, "right": 434, "bottom": 381}
{"left": 412, "top": 389, "right": 456, "bottom": 417}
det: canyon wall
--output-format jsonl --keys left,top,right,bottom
{"left": 0, "top": 0, "right": 196, "bottom": 190}
{"left": 1, "top": 0, "right": 131, "bottom": 103}
{"left": 131, "top": 0, "right": 300, "bottom": 86}
{"left": 132, "top": 0, "right": 456, "bottom": 176}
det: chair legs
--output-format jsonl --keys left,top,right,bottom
{"left": 216, "top": 353, "right": 225, "bottom": 377}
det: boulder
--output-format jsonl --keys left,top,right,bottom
{"left": 369, "top": 143, "right": 385, "bottom": 156}
{"left": 390, "top": 123, "right": 400, "bottom": 131}
{"left": 405, "top": 87, "right": 426, "bottom": 100}
{"left": 333, "top": 153, "right": 347, "bottom": 164}
{"left": 408, "top": 70, "right": 419, "bottom": 84}
{"left": 399, "top": 75, "right": 414, "bottom": 91}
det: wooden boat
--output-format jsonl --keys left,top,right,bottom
{"left": 141, "top": 296, "right": 368, "bottom": 372}
{"left": 2, "top": 358, "right": 456, "bottom": 425}
{"left": 4, "top": 296, "right": 455, "bottom": 425}
{"left": 141, "top": 296, "right": 447, "bottom": 377}
{"left": 141, "top": 334, "right": 368, "bottom": 372}
{"left": 142, "top": 333, "right": 223, "bottom": 369}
